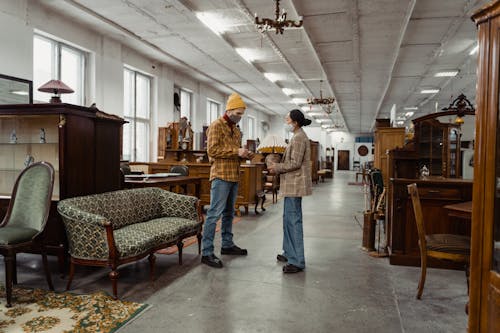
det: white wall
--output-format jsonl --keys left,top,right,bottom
{"left": 0, "top": 1, "right": 271, "bottom": 162}
{"left": 328, "top": 132, "right": 357, "bottom": 170}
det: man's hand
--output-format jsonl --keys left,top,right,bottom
{"left": 238, "top": 148, "right": 250, "bottom": 158}
{"left": 247, "top": 151, "right": 255, "bottom": 160}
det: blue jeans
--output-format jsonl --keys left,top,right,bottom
{"left": 283, "top": 197, "right": 305, "bottom": 269}
{"left": 202, "top": 178, "right": 238, "bottom": 256}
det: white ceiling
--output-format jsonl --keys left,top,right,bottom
{"left": 39, "top": 0, "right": 488, "bottom": 134}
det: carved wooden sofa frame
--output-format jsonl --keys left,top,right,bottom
{"left": 57, "top": 187, "right": 203, "bottom": 298}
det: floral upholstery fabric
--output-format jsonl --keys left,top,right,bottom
{"left": 157, "top": 191, "right": 199, "bottom": 221}
{"left": 57, "top": 188, "right": 202, "bottom": 261}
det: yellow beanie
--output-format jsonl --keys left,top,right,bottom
{"left": 226, "top": 93, "right": 246, "bottom": 111}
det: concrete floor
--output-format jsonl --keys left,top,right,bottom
{"left": 5, "top": 171, "right": 469, "bottom": 332}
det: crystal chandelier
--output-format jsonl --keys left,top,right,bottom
{"left": 255, "top": 0, "right": 303, "bottom": 34}
{"left": 307, "top": 80, "right": 335, "bottom": 114}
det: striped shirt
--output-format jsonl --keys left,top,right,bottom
{"left": 207, "top": 117, "right": 242, "bottom": 182}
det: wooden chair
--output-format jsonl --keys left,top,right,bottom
{"left": 0, "top": 162, "right": 55, "bottom": 307}
{"left": 263, "top": 172, "right": 279, "bottom": 204}
{"left": 407, "top": 183, "right": 470, "bottom": 299}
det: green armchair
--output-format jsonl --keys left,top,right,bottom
{"left": 0, "top": 162, "right": 55, "bottom": 307}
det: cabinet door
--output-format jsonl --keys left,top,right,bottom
{"left": 470, "top": 5, "right": 500, "bottom": 331}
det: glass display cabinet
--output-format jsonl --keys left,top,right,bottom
{"left": 389, "top": 109, "right": 475, "bottom": 179}
{"left": 0, "top": 115, "right": 60, "bottom": 198}
{"left": 0, "top": 103, "right": 125, "bottom": 262}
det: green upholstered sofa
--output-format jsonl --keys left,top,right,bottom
{"left": 57, "top": 187, "right": 203, "bottom": 298}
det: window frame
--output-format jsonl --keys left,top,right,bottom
{"left": 123, "top": 67, "right": 152, "bottom": 162}
{"left": 33, "top": 33, "right": 87, "bottom": 105}
{"left": 180, "top": 88, "right": 192, "bottom": 120}
{"left": 206, "top": 98, "right": 221, "bottom": 124}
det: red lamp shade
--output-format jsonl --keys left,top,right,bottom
{"left": 37, "top": 79, "right": 74, "bottom": 103}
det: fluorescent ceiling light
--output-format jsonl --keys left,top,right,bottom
{"left": 404, "top": 106, "right": 418, "bottom": 110}
{"left": 315, "top": 118, "right": 322, "bottom": 124}
{"left": 292, "top": 98, "right": 307, "bottom": 104}
{"left": 10, "top": 90, "right": 28, "bottom": 96}
{"left": 420, "top": 89, "right": 440, "bottom": 94}
{"left": 405, "top": 111, "right": 414, "bottom": 117}
{"left": 263, "top": 72, "right": 280, "bottom": 82}
{"left": 282, "top": 88, "right": 294, "bottom": 96}
{"left": 235, "top": 48, "right": 257, "bottom": 63}
{"left": 301, "top": 106, "right": 310, "bottom": 112}
{"left": 469, "top": 44, "right": 479, "bottom": 55}
{"left": 321, "top": 118, "right": 333, "bottom": 122}
{"left": 308, "top": 112, "right": 324, "bottom": 116}
{"left": 434, "top": 71, "right": 459, "bottom": 77}
{"left": 196, "top": 12, "right": 229, "bottom": 35}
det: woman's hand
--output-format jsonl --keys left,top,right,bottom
{"left": 267, "top": 162, "right": 277, "bottom": 174}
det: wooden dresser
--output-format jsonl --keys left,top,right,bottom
{"left": 388, "top": 177, "right": 473, "bottom": 268}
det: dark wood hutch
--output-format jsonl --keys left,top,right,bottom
{"left": 0, "top": 103, "right": 125, "bottom": 263}
{"left": 386, "top": 110, "right": 475, "bottom": 268}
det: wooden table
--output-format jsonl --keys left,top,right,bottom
{"left": 124, "top": 176, "right": 203, "bottom": 199}
{"left": 443, "top": 201, "right": 472, "bottom": 220}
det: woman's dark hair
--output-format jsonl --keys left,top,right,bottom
{"left": 289, "top": 109, "right": 312, "bottom": 127}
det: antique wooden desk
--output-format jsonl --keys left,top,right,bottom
{"left": 444, "top": 201, "right": 472, "bottom": 220}
{"left": 124, "top": 175, "right": 203, "bottom": 199}
{"left": 388, "top": 177, "right": 473, "bottom": 268}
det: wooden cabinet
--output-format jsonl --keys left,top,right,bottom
{"left": 374, "top": 127, "right": 405, "bottom": 186}
{"left": 415, "top": 117, "right": 462, "bottom": 177}
{"left": 0, "top": 103, "right": 125, "bottom": 257}
{"left": 388, "top": 178, "right": 472, "bottom": 268}
{"left": 388, "top": 111, "right": 474, "bottom": 180}
{"left": 469, "top": 3, "right": 500, "bottom": 331}
{"left": 310, "top": 140, "right": 319, "bottom": 183}
{"left": 157, "top": 122, "right": 194, "bottom": 159}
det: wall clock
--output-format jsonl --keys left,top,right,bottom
{"left": 358, "top": 145, "right": 369, "bottom": 156}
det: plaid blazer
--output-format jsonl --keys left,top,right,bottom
{"left": 274, "top": 128, "right": 312, "bottom": 197}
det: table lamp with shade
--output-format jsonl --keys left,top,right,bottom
{"left": 37, "top": 79, "right": 74, "bottom": 103}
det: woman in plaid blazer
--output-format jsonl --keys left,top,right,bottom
{"left": 268, "top": 109, "right": 313, "bottom": 273}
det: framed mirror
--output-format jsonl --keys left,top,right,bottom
{"left": 0, "top": 74, "right": 33, "bottom": 104}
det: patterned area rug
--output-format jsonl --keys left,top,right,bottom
{"left": 0, "top": 286, "right": 149, "bottom": 333}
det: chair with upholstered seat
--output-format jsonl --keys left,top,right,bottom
{"left": 407, "top": 183, "right": 470, "bottom": 299}
{"left": 170, "top": 165, "right": 189, "bottom": 193}
{"left": 0, "top": 162, "right": 55, "bottom": 307}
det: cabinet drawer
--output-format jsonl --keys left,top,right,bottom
{"left": 418, "top": 187, "right": 462, "bottom": 200}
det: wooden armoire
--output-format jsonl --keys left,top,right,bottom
{"left": 469, "top": 2, "right": 500, "bottom": 331}
{"left": 373, "top": 126, "right": 405, "bottom": 186}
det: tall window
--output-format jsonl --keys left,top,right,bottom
{"left": 248, "top": 116, "right": 256, "bottom": 139}
{"left": 123, "top": 68, "right": 151, "bottom": 162}
{"left": 207, "top": 99, "right": 220, "bottom": 124}
{"left": 180, "top": 89, "right": 192, "bottom": 120}
{"left": 33, "top": 34, "right": 86, "bottom": 105}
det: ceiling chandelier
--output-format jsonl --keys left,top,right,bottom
{"left": 441, "top": 93, "right": 475, "bottom": 124}
{"left": 254, "top": 0, "right": 303, "bottom": 34}
{"left": 307, "top": 80, "right": 335, "bottom": 114}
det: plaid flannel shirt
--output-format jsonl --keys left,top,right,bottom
{"left": 207, "top": 117, "right": 241, "bottom": 182}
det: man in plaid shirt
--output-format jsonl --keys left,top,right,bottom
{"left": 201, "top": 92, "right": 253, "bottom": 268}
